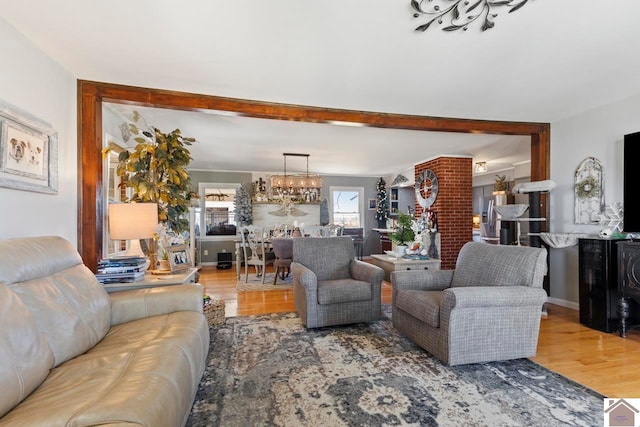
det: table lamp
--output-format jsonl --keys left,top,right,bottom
{"left": 108, "top": 203, "right": 158, "bottom": 257}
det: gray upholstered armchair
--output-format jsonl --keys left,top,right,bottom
{"left": 391, "top": 242, "right": 548, "bottom": 366}
{"left": 291, "top": 236, "right": 384, "bottom": 328}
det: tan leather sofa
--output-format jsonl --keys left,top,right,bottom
{"left": 0, "top": 236, "right": 210, "bottom": 426}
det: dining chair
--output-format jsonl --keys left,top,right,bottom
{"left": 271, "top": 237, "right": 294, "bottom": 285}
{"left": 301, "top": 225, "right": 324, "bottom": 237}
{"left": 325, "top": 224, "right": 344, "bottom": 237}
{"left": 239, "top": 225, "right": 275, "bottom": 283}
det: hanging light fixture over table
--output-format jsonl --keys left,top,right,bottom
{"left": 269, "top": 153, "right": 323, "bottom": 201}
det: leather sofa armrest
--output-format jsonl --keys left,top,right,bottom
{"left": 442, "top": 286, "right": 547, "bottom": 312}
{"left": 291, "top": 261, "right": 318, "bottom": 293}
{"left": 391, "top": 270, "right": 453, "bottom": 292}
{"left": 350, "top": 260, "right": 384, "bottom": 287}
{"left": 109, "top": 284, "right": 204, "bottom": 326}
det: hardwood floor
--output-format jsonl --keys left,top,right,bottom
{"left": 199, "top": 265, "right": 640, "bottom": 398}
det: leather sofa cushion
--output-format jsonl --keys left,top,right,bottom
{"left": 317, "top": 279, "right": 372, "bottom": 305}
{"left": 10, "top": 264, "right": 111, "bottom": 367}
{"left": 0, "top": 236, "right": 84, "bottom": 285}
{"left": 0, "top": 285, "right": 54, "bottom": 418}
{"left": 1, "top": 311, "right": 209, "bottom": 427}
{"left": 396, "top": 290, "right": 442, "bottom": 328}
{"left": 0, "top": 237, "right": 111, "bottom": 367}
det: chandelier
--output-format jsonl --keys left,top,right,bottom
{"left": 269, "top": 153, "right": 323, "bottom": 200}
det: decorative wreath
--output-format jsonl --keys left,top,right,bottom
{"left": 574, "top": 175, "right": 600, "bottom": 199}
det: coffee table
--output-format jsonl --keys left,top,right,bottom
{"left": 370, "top": 254, "right": 441, "bottom": 282}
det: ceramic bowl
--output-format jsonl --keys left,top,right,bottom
{"left": 494, "top": 204, "right": 529, "bottom": 218}
{"left": 540, "top": 233, "right": 589, "bottom": 249}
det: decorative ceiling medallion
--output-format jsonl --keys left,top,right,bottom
{"left": 411, "top": 0, "right": 530, "bottom": 33}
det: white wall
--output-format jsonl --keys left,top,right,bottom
{"left": 0, "top": 18, "right": 77, "bottom": 245}
{"left": 549, "top": 93, "right": 640, "bottom": 307}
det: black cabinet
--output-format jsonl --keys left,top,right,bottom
{"left": 578, "top": 238, "right": 625, "bottom": 333}
{"left": 617, "top": 241, "right": 640, "bottom": 337}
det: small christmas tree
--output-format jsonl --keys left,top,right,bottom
{"left": 374, "top": 177, "right": 389, "bottom": 226}
{"left": 234, "top": 183, "right": 253, "bottom": 225}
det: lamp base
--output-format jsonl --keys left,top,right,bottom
{"left": 125, "top": 239, "right": 146, "bottom": 258}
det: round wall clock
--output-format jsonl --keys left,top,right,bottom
{"left": 415, "top": 169, "right": 439, "bottom": 209}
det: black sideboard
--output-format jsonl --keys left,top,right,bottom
{"left": 617, "top": 241, "right": 640, "bottom": 337}
{"left": 578, "top": 237, "right": 625, "bottom": 333}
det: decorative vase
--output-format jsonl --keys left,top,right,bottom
{"left": 377, "top": 219, "right": 387, "bottom": 229}
{"left": 428, "top": 233, "right": 439, "bottom": 259}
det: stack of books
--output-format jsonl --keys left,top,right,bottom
{"left": 96, "top": 256, "right": 147, "bottom": 284}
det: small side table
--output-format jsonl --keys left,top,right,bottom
{"left": 370, "top": 254, "right": 441, "bottom": 282}
{"left": 101, "top": 267, "right": 199, "bottom": 293}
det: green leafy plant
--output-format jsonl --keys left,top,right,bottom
{"left": 390, "top": 212, "right": 416, "bottom": 246}
{"left": 108, "top": 112, "right": 196, "bottom": 234}
{"left": 494, "top": 174, "right": 508, "bottom": 192}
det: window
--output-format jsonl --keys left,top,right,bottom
{"left": 330, "top": 186, "right": 364, "bottom": 228}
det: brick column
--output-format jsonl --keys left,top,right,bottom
{"left": 415, "top": 157, "right": 472, "bottom": 269}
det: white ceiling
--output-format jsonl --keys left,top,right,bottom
{"left": 3, "top": 1, "right": 640, "bottom": 176}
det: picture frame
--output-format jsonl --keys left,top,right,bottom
{"left": 368, "top": 198, "right": 377, "bottom": 210}
{"left": 0, "top": 101, "right": 58, "bottom": 194}
{"left": 167, "top": 244, "right": 192, "bottom": 272}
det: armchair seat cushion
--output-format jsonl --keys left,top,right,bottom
{"left": 317, "top": 279, "right": 372, "bottom": 305}
{"left": 396, "top": 290, "right": 442, "bottom": 328}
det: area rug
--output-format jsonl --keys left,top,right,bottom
{"left": 187, "top": 312, "right": 603, "bottom": 427}
{"left": 236, "top": 271, "right": 293, "bottom": 292}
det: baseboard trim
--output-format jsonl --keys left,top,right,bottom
{"left": 547, "top": 297, "right": 578, "bottom": 311}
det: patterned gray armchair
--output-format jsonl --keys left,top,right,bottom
{"left": 391, "top": 242, "right": 548, "bottom": 366}
{"left": 291, "top": 236, "right": 385, "bottom": 328}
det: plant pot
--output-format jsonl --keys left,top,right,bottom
{"left": 395, "top": 245, "right": 408, "bottom": 257}
{"left": 158, "top": 259, "right": 170, "bottom": 271}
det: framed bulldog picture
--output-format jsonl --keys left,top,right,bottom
{"left": 0, "top": 100, "right": 58, "bottom": 194}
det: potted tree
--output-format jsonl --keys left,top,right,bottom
{"left": 374, "top": 177, "right": 389, "bottom": 229}
{"left": 105, "top": 112, "right": 196, "bottom": 268}
{"left": 390, "top": 212, "right": 415, "bottom": 256}
{"left": 112, "top": 112, "right": 196, "bottom": 234}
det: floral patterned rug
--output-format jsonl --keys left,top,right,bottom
{"left": 187, "top": 311, "right": 603, "bottom": 427}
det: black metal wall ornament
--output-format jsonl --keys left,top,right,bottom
{"left": 411, "top": 0, "right": 530, "bottom": 33}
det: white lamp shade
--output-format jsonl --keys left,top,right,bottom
{"left": 109, "top": 203, "right": 158, "bottom": 240}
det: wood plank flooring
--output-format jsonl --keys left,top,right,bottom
{"left": 199, "top": 265, "right": 640, "bottom": 398}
